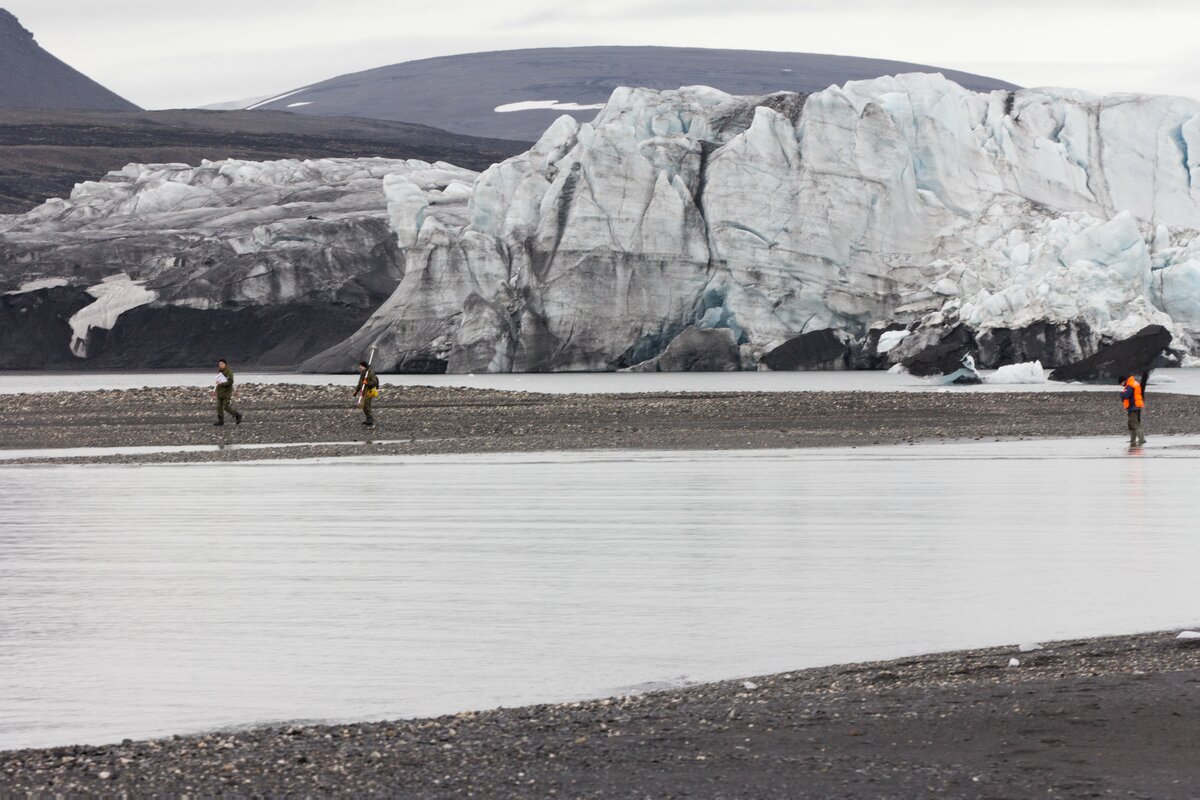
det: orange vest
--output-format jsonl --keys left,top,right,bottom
{"left": 1122, "top": 377, "right": 1144, "bottom": 410}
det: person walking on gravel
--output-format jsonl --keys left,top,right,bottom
{"left": 212, "top": 359, "right": 243, "bottom": 427}
{"left": 354, "top": 360, "right": 380, "bottom": 426}
{"left": 1120, "top": 374, "right": 1146, "bottom": 446}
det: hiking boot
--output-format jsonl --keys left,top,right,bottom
{"left": 362, "top": 420, "right": 374, "bottom": 426}
{"left": 234, "top": 412, "right": 243, "bottom": 425}
{"left": 214, "top": 421, "right": 225, "bottom": 426}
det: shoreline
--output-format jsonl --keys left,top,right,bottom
{"left": 3, "top": 629, "right": 1198, "bottom": 797}
{"left": 5, "top": 384, "right": 1200, "bottom": 465}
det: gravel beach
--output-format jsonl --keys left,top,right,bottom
{"left": 4, "top": 384, "right": 1199, "bottom": 796}
{"left": 5, "top": 383, "right": 1200, "bottom": 463}
{"left": 2, "top": 631, "right": 1198, "bottom": 797}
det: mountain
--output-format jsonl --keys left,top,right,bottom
{"left": 0, "top": 109, "right": 530, "bottom": 214}
{"left": 0, "top": 11, "right": 530, "bottom": 218}
{"left": 0, "top": 9, "right": 139, "bottom": 112}
{"left": 3, "top": 76, "right": 1199, "bottom": 374}
{"left": 234, "top": 46, "right": 1019, "bottom": 142}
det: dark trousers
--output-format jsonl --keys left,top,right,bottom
{"left": 216, "top": 393, "right": 239, "bottom": 421}
{"left": 1127, "top": 409, "right": 1145, "bottom": 445}
{"left": 361, "top": 393, "right": 374, "bottom": 423}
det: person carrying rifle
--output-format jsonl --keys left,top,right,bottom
{"left": 354, "top": 360, "right": 380, "bottom": 426}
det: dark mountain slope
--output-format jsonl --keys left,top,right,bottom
{"left": 0, "top": 8, "right": 139, "bottom": 112}
{"left": 245, "top": 45, "right": 1020, "bottom": 141}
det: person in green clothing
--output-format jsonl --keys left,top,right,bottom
{"left": 212, "top": 359, "right": 243, "bottom": 426}
{"left": 354, "top": 360, "right": 379, "bottom": 426}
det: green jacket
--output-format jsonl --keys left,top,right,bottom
{"left": 216, "top": 366, "right": 235, "bottom": 396}
{"left": 355, "top": 368, "right": 379, "bottom": 395}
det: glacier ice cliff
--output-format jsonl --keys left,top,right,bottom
{"left": 4, "top": 73, "right": 1200, "bottom": 372}
{"left": 0, "top": 157, "right": 479, "bottom": 367}
{"left": 302, "top": 74, "right": 1200, "bottom": 372}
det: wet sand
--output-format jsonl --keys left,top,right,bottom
{"left": 4, "top": 383, "right": 1200, "bottom": 463}
{"left": 1, "top": 631, "right": 1198, "bottom": 797}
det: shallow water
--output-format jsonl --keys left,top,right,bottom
{"left": 2, "top": 438, "right": 1199, "bottom": 750}
{"left": 3, "top": 368, "right": 1200, "bottom": 395}
{"left": 0, "top": 439, "right": 411, "bottom": 462}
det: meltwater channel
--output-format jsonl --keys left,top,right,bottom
{"left": 2, "top": 438, "right": 1199, "bottom": 750}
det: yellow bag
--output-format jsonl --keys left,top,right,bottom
{"left": 366, "top": 387, "right": 380, "bottom": 399}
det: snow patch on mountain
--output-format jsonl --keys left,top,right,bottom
{"left": 494, "top": 100, "right": 607, "bottom": 113}
{"left": 199, "top": 92, "right": 278, "bottom": 111}
{"left": 246, "top": 88, "right": 309, "bottom": 110}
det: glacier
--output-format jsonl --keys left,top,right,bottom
{"left": 0, "top": 157, "right": 480, "bottom": 365}
{"left": 3, "top": 73, "right": 1200, "bottom": 372}
{"left": 303, "top": 74, "right": 1200, "bottom": 372}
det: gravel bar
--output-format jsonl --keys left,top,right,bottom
{"left": 5, "top": 383, "right": 1200, "bottom": 464}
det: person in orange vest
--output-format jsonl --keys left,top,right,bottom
{"left": 1119, "top": 374, "right": 1146, "bottom": 446}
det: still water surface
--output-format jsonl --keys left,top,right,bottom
{"left": 5, "top": 368, "right": 1200, "bottom": 395}
{"left": 2, "top": 438, "right": 1199, "bottom": 750}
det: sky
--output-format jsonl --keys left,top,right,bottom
{"left": 6, "top": 0, "right": 1200, "bottom": 109}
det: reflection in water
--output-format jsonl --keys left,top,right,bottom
{"left": 0, "top": 439, "right": 410, "bottom": 462}
{"left": 2, "top": 437, "right": 1199, "bottom": 750}
{"left": 1125, "top": 446, "right": 1146, "bottom": 505}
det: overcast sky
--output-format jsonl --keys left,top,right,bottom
{"left": 7, "top": 0, "right": 1200, "bottom": 109}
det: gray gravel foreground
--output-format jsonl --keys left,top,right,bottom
{"left": 5, "top": 384, "right": 1200, "bottom": 464}
{"left": 2, "top": 631, "right": 1198, "bottom": 798}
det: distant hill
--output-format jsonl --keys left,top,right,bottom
{"left": 0, "top": 8, "right": 139, "bottom": 112}
{"left": 0, "top": 109, "right": 530, "bottom": 214}
{"left": 238, "top": 46, "right": 1021, "bottom": 141}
